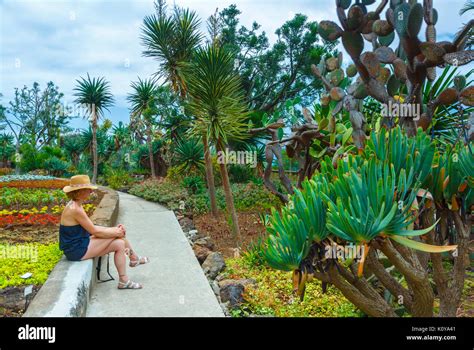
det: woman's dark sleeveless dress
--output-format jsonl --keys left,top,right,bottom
{"left": 59, "top": 224, "right": 91, "bottom": 261}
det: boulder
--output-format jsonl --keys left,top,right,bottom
{"left": 193, "top": 244, "right": 211, "bottom": 264}
{"left": 218, "top": 279, "right": 256, "bottom": 308}
{"left": 193, "top": 237, "right": 215, "bottom": 251}
{"left": 202, "top": 252, "right": 226, "bottom": 279}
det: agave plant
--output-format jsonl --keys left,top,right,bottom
{"left": 263, "top": 126, "right": 463, "bottom": 317}
{"left": 173, "top": 137, "right": 204, "bottom": 173}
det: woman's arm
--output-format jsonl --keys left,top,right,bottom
{"left": 73, "top": 206, "right": 124, "bottom": 239}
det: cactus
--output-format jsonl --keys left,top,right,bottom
{"left": 361, "top": 52, "right": 381, "bottom": 78}
{"left": 330, "top": 87, "right": 345, "bottom": 101}
{"left": 313, "top": 0, "right": 474, "bottom": 141}
{"left": 435, "top": 88, "right": 458, "bottom": 106}
{"left": 454, "top": 75, "right": 467, "bottom": 91}
{"left": 326, "top": 57, "right": 340, "bottom": 71}
{"left": 387, "top": 74, "right": 401, "bottom": 97}
{"left": 378, "top": 31, "right": 395, "bottom": 46}
{"left": 377, "top": 67, "right": 391, "bottom": 84}
{"left": 394, "top": 3, "right": 410, "bottom": 38}
{"left": 318, "top": 21, "right": 343, "bottom": 41}
{"left": 329, "top": 68, "right": 345, "bottom": 86}
{"left": 372, "top": 19, "right": 394, "bottom": 36}
{"left": 407, "top": 3, "right": 423, "bottom": 38}
{"left": 420, "top": 42, "right": 446, "bottom": 65}
{"left": 337, "top": 0, "right": 352, "bottom": 10}
{"left": 342, "top": 31, "right": 364, "bottom": 57}
{"left": 375, "top": 46, "right": 396, "bottom": 63}
{"left": 346, "top": 64, "right": 358, "bottom": 77}
{"left": 459, "top": 86, "right": 474, "bottom": 107}
{"left": 347, "top": 4, "right": 365, "bottom": 30}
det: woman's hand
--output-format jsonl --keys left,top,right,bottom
{"left": 117, "top": 224, "right": 126, "bottom": 235}
{"left": 114, "top": 226, "right": 126, "bottom": 238}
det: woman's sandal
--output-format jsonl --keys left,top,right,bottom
{"left": 118, "top": 280, "right": 143, "bottom": 289}
{"left": 129, "top": 256, "right": 150, "bottom": 267}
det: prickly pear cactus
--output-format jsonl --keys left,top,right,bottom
{"left": 315, "top": 0, "right": 474, "bottom": 143}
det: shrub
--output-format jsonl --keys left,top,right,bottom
{"left": 105, "top": 167, "right": 134, "bottom": 190}
{"left": 241, "top": 236, "right": 267, "bottom": 268}
{"left": 130, "top": 179, "right": 281, "bottom": 214}
{"left": 129, "top": 179, "right": 188, "bottom": 211}
{"left": 43, "top": 156, "right": 70, "bottom": 177}
{"left": 228, "top": 164, "right": 255, "bottom": 183}
{"left": 181, "top": 176, "right": 205, "bottom": 194}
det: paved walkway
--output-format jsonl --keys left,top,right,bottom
{"left": 86, "top": 192, "right": 224, "bottom": 317}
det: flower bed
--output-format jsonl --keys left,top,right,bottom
{"left": 0, "top": 204, "right": 96, "bottom": 216}
{"left": 0, "top": 181, "right": 104, "bottom": 317}
{"left": 0, "top": 175, "right": 69, "bottom": 189}
{"left": 0, "top": 214, "right": 60, "bottom": 227}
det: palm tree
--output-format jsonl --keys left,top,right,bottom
{"left": 127, "top": 77, "right": 159, "bottom": 178}
{"left": 185, "top": 44, "right": 249, "bottom": 246}
{"left": 73, "top": 74, "right": 114, "bottom": 184}
{"left": 140, "top": 5, "right": 220, "bottom": 217}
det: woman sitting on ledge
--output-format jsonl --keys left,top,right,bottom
{"left": 60, "top": 175, "right": 149, "bottom": 290}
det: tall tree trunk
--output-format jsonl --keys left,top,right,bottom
{"left": 216, "top": 141, "right": 241, "bottom": 247}
{"left": 15, "top": 141, "right": 20, "bottom": 175}
{"left": 91, "top": 116, "right": 98, "bottom": 184}
{"left": 202, "top": 134, "right": 218, "bottom": 217}
{"left": 147, "top": 123, "right": 156, "bottom": 178}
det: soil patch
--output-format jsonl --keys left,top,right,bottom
{"left": 194, "top": 211, "right": 267, "bottom": 258}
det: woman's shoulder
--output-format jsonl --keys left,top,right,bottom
{"left": 61, "top": 201, "right": 85, "bottom": 225}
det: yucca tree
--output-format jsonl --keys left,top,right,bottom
{"left": 263, "top": 127, "right": 470, "bottom": 317}
{"left": 73, "top": 74, "right": 114, "bottom": 183}
{"left": 141, "top": 7, "right": 202, "bottom": 98}
{"left": 140, "top": 5, "right": 221, "bottom": 216}
{"left": 127, "top": 77, "right": 159, "bottom": 178}
{"left": 185, "top": 44, "right": 249, "bottom": 246}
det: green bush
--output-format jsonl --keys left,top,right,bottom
{"left": 181, "top": 176, "right": 205, "bottom": 194}
{"left": 0, "top": 243, "right": 63, "bottom": 288}
{"left": 129, "top": 179, "right": 188, "bottom": 211}
{"left": 105, "top": 167, "right": 134, "bottom": 190}
{"left": 241, "top": 236, "right": 267, "bottom": 268}
{"left": 19, "top": 144, "right": 44, "bottom": 172}
{"left": 43, "top": 156, "right": 70, "bottom": 177}
{"left": 228, "top": 164, "right": 255, "bottom": 183}
{"left": 129, "top": 180, "right": 281, "bottom": 214}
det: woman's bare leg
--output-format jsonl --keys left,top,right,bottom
{"left": 81, "top": 237, "right": 133, "bottom": 284}
{"left": 81, "top": 237, "right": 116, "bottom": 260}
{"left": 122, "top": 238, "right": 148, "bottom": 264}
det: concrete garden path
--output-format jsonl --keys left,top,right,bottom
{"left": 86, "top": 192, "right": 224, "bottom": 317}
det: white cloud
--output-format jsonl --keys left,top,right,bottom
{"left": 0, "top": 0, "right": 470, "bottom": 127}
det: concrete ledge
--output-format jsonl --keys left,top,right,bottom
{"left": 23, "top": 187, "right": 119, "bottom": 317}
{"left": 23, "top": 258, "right": 93, "bottom": 317}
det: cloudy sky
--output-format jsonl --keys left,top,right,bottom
{"left": 0, "top": 0, "right": 470, "bottom": 130}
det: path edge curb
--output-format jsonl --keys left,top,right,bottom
{"left": 23, "top": 187, "right": 119, "bottom": 317}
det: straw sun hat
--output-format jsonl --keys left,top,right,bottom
{"left": 63, "top": 175, "right": 98, "bottom": 193}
